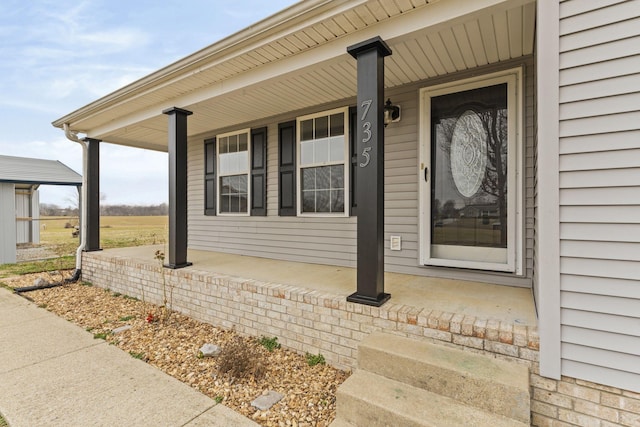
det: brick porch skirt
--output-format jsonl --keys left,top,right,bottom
{"left": 82, "top": 251, "right": 640, "bottom": 426}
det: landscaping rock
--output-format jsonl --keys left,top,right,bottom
{"left": 1, "top": 273, "right": 350, "bottom": 427}
{"left": 251, "top": 390, "right": 284, "bottom": 411}
{"left": 112, "top": 325, "right": 132, "bottom": 334}
{"left": 33, "top": 277, "right": 48, "bottom": 287}
{"left": 199, "top": 343, "right": 221, "bottom": 357}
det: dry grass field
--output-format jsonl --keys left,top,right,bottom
{"left": 1, "top": 216, "right": 167, "bottom": 278}
{"left": 39, "top": 215, "right": 167, "bottom": 255}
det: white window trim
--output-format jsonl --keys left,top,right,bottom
{"left": 418, "top": 67, "right": 524, "bottom": 274}
{"left": 296, "top": 107, "right": 350, "bottom": 217}
{"left": 216, "top": 128, "right": 251, "bottom": 216}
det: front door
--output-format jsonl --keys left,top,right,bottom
{"left": 420, "top": 69, "right": 522, "bottom": 273}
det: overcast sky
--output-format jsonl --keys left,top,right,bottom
{"left": 0, "top": 0, "right": 297, "bottom": 207}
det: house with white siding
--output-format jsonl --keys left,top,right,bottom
{"left": 53, "top": 1, "right": 640, "bottom": 425}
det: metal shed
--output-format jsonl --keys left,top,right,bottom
{"left": 0, "top": 155, "right": 82, "bottom": 264}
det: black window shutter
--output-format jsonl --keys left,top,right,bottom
{"left": 349, "top": 106, "right": 358, "bottom": 216}
{"left": 204, "top": 137, "right": 216, "bottom": 216}
{"left": 251, "top": 127, "right": 267, "bottom": 216}
{"left": 278, "top": 121, "right": 296, "bottom": 216}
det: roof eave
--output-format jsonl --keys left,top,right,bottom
{"left": 51, "top": 0, "right": 359, "bottom": 130}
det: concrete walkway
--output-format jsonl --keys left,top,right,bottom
{"left": 0, "top": 288, "right": 258, "bottom": 427}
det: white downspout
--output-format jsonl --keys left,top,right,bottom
{"left": 63, "top": 124, "right": 87, "bottom": 274}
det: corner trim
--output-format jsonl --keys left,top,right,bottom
{"left": 536, "top": 0, "right": 561, "bottom": 380}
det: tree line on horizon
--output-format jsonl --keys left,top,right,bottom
{"left": 40, "top": 203, "right": 168, "bottom": 217}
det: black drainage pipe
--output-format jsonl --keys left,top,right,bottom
{"left": 14, "top": 269, "right": 81, "bottom": 293}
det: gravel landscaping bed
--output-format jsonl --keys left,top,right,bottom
{"left": 15, "top": 244, "right": 59, "bottom": 262}
{"left": 2, "top": 272, "right": 349, "bottom": 427}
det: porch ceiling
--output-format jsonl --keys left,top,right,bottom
{"left": 53, "top": 0, "right": 535, "bottom": 151}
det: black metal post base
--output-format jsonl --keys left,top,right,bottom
{"left": 163, "top": 261, "right": 192, "bottom": 270}
{"left": 83, "top": 248, "right": 103, "bottom": 252}
{"left": 347, "top": 291, "right": 391, "bottom": 307}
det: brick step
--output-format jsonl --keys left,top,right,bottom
{"left": 358, "top": 332, "right": 530, "bottom": 424}
{"left": 332, "top": 370, "right": 529, "bottom": 427}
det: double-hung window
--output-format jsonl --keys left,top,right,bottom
{"left": 205, "top": 127, "right": 266, "bottom": 216}
{"left": 217, "top": 129, "right": 250, "bottom": 215}
{"left": 297, "top": 108, "right": 349, "bottom": 216}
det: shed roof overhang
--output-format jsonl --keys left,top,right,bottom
{"left": 52, "top": 0, "right": 535, "bottom": 152}
{"left": 0, "top": 155, "right": 82, "bottom": 186}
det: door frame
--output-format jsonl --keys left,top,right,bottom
{"left": 418, "top": 67, "right": 524, "bottom": 274}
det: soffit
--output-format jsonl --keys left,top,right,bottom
{"left": 58, "top": 0, "right": 535, "bottom": 151}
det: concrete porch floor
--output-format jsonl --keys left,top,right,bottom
{"left": 105, "top": 245, "right": 537, "bottom": 326}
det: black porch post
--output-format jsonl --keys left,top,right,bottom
{"left": 84, "top": 138, "right": 101, "bottom": 251}
{"left": 163, "top": 107, "right": 193, "bottom": 269}
{"left": 346, "top": 36, "right": 391, "bottom": 307}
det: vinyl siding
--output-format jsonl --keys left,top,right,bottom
{"left": 0, "top": 183, "right": 16, "bottom": 264}
{"left": 558, "top": 0, "right": 640, "bottom": 391}
{"left": 532, "top": 51, "right": 540, "bottom": 313}
{"left": 187, "top": 58, "right": 535, "bottom": 287}
{"left": 188, "top": 113, "right": 357, "bottom": 267}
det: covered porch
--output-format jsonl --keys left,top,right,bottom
{"left": 56, "top": 0, "right": 540, "bottom": 372}
{"left": 82, "top": 245, "right": 538, "bottom": 371}
{"left": 53, "top": 0, "right": 538, "bottom": 295}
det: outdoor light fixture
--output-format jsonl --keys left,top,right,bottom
{"left": 383, "top": 98, "right": 401, "bottom": 127}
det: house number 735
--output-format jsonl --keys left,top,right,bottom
{"left": 360, "top": 99, "right": 372, "bottom": 168}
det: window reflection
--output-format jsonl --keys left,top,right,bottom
{"left": 431, "top": 84, "right": 508, "bottom": 248}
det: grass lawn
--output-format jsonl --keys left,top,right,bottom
{"left": 0, "top": 216, "right": 167, "bottom": 278}
{"left": 40, "top": 215, "right": 167, "bottom": 253}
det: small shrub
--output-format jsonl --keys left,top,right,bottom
{"left": 306, "top": 352, "right": 326, "bottom": 366}
{"left": 214, "top": 396, "right": 224, "bottom": 404}
{"left": 129, "top": 351, "right": 145, "bottom": 360}
{"left": 258, "top": 336, "right": 280, "bottom": 352}
{"left": 154, "top": 249, "right": 174, "bottom": 324}
{"left": 93, "top": 332, "right": 108, "bottom": 340}
{"left": 217, "top": 336, "right": 265, "bottom": 379}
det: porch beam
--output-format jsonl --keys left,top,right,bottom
{"left": 163, "top": 107, "right": 192, "bottom": 269}
{"left": 84, "top": 138, "right": 101, "bottom": 252}
{"left": 346, "top": 36, "right": 391, "bottom": 307}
